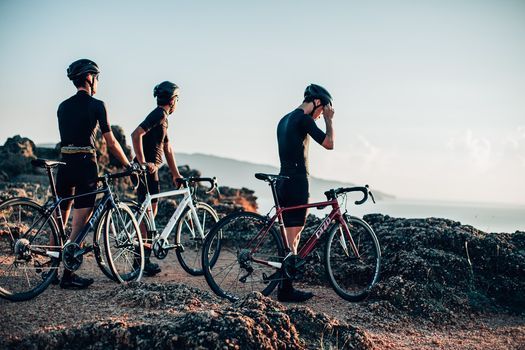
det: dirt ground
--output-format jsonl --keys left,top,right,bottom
{"left": 1, "top": 251, "right": 523, "bottom": 350}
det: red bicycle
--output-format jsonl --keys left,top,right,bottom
{"left": 202, "top": 173, "right": 381, "bottom": 302}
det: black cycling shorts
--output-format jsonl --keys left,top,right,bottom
{"left": 137, "top": 170, "right": 160, "bottom": 204}
{"left": 276, "top": 174, "right": 309, "bottom": 227}
{"left": 56, "top": 154, "right": 99, "bottom": 210}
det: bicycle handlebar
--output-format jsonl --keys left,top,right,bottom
{"left": 176, "top": 177, "right": 218, "bottom": 193}
{"left": 97, "top": 163, "right": 145, "bottom": 183}
{"left": 324, "top": 184, "right": 376, "bottom": 205}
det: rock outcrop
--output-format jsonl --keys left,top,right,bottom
{"left": 300, "top": 214, "right": 525, "bottom": 321}
{"left": 0, "top": 132, "right": 257, "bottom": 215}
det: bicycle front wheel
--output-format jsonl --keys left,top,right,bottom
{"left": 93, "top": 211, "right": 115, "bottom": 281}
{"left": 0, "top": 198, "right": 61, "bottom": 301}
{"left": 175, "top": 202, "right": 219, "bottom": 276}
{"left": 325, "top": 215, "right": 381, "bottom": 301}
{"left": 202, "top": 211, "right": 285, "bottom": 302}
{"left": 104, "top": 202, "right": 144, "bottom": 283}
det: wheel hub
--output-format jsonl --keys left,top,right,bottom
{"left": 14, "top": 238, "right": 31, "bottom": 261}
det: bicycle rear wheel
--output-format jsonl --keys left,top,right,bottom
{"left": 175, "top": 202, "right": 219, "bottom": 276}
{"left": 104, "top": 202, "right": 144, "bottom": 283}
{"left": 0, "top": 198, "right": 61, "bottom": 301}
{"left": 325, "top": 215, "right": 381, "bottom": 301}
{"left": 202, "top": 211, "right": 285, "bottom": 301}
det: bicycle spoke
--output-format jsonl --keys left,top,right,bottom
{"left": 202, "top": 212, "right": 284, "bottom": 301}
{"left": 0, "top": 199, "right": 60, "bottom": 301}
{"left": 175, "top": 203, "right": 218, "bottom": 276}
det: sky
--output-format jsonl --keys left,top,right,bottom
{"left": 0, "top": 0, "right": 524, "bottom": 205}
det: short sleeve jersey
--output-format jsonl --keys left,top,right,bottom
{"left": 139, "top": 107, "right": 169, "bottom": 166}
{"left": 57, "top": 90, "right": 111, "bottom": 148}
{"left": 277, "top": 109, "right": 326, "bottom": 175}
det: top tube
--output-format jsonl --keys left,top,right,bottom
{"left": 149, "top": 187, "right": 190, "bottom": 201}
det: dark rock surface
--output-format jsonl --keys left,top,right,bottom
{"left": 300, "top": 213, "right": 525, "bottom": 321}
{"left": 2, "top": 285, "right": 373, "bottom": 350}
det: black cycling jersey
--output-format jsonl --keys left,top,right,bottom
{"left": 277, "top": 109, "right": 326, "bottom": 175}
{"left": 57, "top": 90, "right": 111, "bottom": 148}
{"left": 139, "top": 107, "right": 169, "bottom": 166}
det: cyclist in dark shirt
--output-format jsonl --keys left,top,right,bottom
{"left": 276, "top": 83, "right": 335, "bottom": 302}
{"left": 132, "top": 81, "right": 182, "bottom": 276}
{"left": 56, "top": 59, "right": 131, "bottom": 289}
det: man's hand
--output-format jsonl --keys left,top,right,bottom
{"left": 323, "top": 105, "right": 335, "bottom": 121}
{"left": 146, "top": 162, "right": 157, "bottom": 174}
{"left": 173, "top": 174, "right": 183, "bottom": 188}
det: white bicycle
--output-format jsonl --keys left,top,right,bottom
{"left": 94, "top": 172, "right": 220, "bottom": 278}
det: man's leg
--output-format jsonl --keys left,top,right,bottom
{"left": 69, "top": 207, "right": 93, "bottom": 242}
{"left": 278, "top": 224, "right": 313, "bottom": 302}
{"left": 284, "top": 226, "right": 304, "bottom": 255}
{"left": 143, "top": 200, "right": 161, "bottom": 276}
{"left": 61, "top": 207, "right": 95, "bottom": 289}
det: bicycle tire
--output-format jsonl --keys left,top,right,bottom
{"left": 103, "top": 202, "right": 144, "bottom": 283}
{"left": 325, "top": 215, "right": 381, "bottom": 301}
{"left": 175, "top": 202, "right": 219, "bottom": 276}
{"left": 93, "top": 211, "right": 115, "bottom": 281}
{"left": 202, "top": 211, "right": 285, "bottom": 302}
{"left": 120, "top": 200, "right": 155, "bottom": 255}
{"left": 0, "top": 197, "right": 61, "bottom": 301}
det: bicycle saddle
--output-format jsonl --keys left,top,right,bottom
{"left": 254, "top": 173, "right": 289, "bottom": 182}
{"left": 31, "top": 158, "right": 66, "bottom": 169}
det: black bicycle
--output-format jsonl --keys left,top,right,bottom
{"left": 0, "top": 159, "right": 144, "bottom": 301}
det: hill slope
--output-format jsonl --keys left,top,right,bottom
{"left": 175, "top": 152, "right": 393, "bottom": 209}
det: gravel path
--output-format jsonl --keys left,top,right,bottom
{"left": 1, "top": 253, "right": 524, "bottom": 349}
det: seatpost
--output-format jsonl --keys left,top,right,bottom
{"left": 269, "top": 180, "right": 281, "bottom": 209}
{"left": 46, "top": 167, "right": 59, "bottom": 199}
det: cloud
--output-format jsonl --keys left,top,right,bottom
{"left": 502, "top": 125, "right": 525, "bottom": 166}
{"left": 447, "top": 129, "right": 493, "bottom": 170}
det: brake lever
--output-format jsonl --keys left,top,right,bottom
{"left": 369, "top": 190, "right": 376, "bottom": 204}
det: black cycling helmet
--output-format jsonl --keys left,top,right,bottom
{"left": 304, "top": 83, "right": 333, "bottom": 106}
{"left": 153, "top": 81, "right": 179, "bottom": 99}
{"left": 67, "top": 59, "right": 100, "bottom": 81}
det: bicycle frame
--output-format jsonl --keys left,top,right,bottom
{"left": 134, "top": 187, "right": 204, "bottom": 243}
{"left": 249, "top": 198, "right": 360, "bottom": 269}
{"left": 44, "top": 187, "right": 117, "bottom": 245}
{"left": 21, "top": 182, "right": 118, "bottom": 260}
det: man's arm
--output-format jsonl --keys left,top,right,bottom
{"left": 131, "top": 127, "right": 156, "bottom": 173}
{"left": 321, "top": 105, "right": 334, "bottom": 150}
{"left": 103, "top": 131, "right": 131, "bottom": 167}
{"left": 163, "top": 141, "right": 182, "bottom": 185}
{"left": 131, "top": 127, "right": 147, "bottom": 164}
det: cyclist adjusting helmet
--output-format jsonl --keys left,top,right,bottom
{"left": 55, "top": 59, "right": 132, "bottom": 289}
{"left": 275, "top": 83, "right": 335, "bottom": 302}
{"left": 131, "top": 81, "right": 183, "bottom": 276}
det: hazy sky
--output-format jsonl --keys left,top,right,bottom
{"left": 1, "top": 0, "right": 524, "bottom": 204}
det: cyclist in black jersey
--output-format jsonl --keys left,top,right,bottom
{"left": 56, "top": 59, "right": 131, "bottom": 289}
{"left": 132, "top": 81, "right": 183, "bottom": 276}
{"left": 276, "top": 83, "right": 335, "bottom": 302}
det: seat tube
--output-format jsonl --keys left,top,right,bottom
{"left": 270, "top": 181, "right": 281, "bottom": 209}
{"left": 47, "top": 168, "right": 59, "bottom": 199}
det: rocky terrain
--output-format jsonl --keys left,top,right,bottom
{"left": 0, "top": 133, "right": 524, "bottom": 349}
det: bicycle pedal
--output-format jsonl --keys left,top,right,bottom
{"left": 263, "top": 271, "right": 281, "bottom": 284}
{"left": 162, "top": 244, "right": 180, "bottom": 251}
